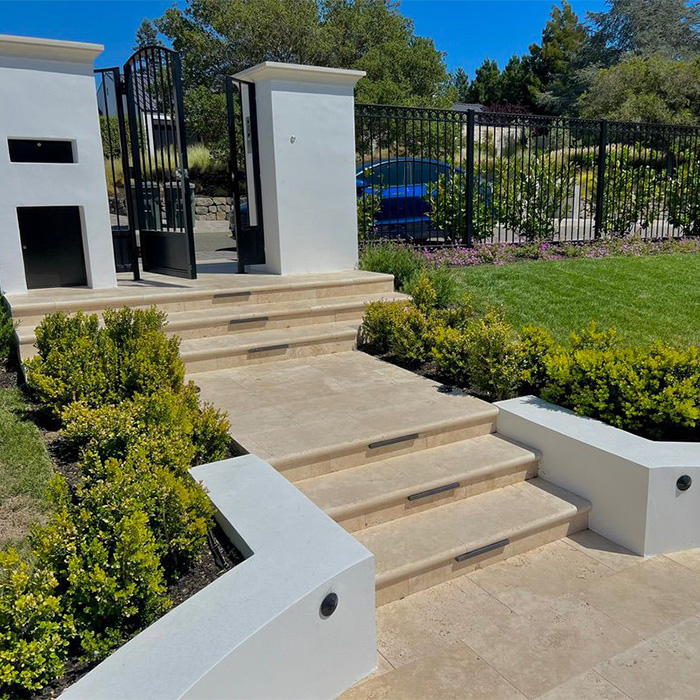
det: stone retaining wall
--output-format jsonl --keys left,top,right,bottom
{"left": 195, "top": 196, "right": 232, "bottom": 221}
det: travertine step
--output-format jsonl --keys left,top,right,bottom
{"left": 354, "top": 478, "right": 591, "bottom": 606}
{"left": 167, "top": 291, "right": 406, "bottom": 340}
{"left": 255, "top": 398, "right": 497, "bottom": 482}
{"left": 7, "top": 271, "right": 395, "bottom": 325}
{"left": 180, "top": 322, "right": 361, "bottom": 373}
{"left": 296, "top": 435, "right": 538, "bottom": 532}
{"left": 15, "top": 291, "right": 407, "bottom": 360}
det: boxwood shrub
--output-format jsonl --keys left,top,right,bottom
{"left": 361, "top": 278, "right": 700, "bottom": 440}
{"left": 1, "top": 306, "right": 232, "bottom": 696}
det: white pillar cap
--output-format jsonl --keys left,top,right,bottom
{"left": 0, "top": 34, "right": 103, "bottom": 64}
{"left": 233, "top": 61, "right": 365, "bottom": 87}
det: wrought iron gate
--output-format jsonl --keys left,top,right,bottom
{"left": 226, "top": 76, "right": 265, "bottom": 272}
{"left": 124, "top": 47, "right": 197, "bottom": 278}
{"left": 95, "top": 67, "right": 140, "bottom": 278}
{"left": 96, "top": 47, "right": 196, "bottom": 280}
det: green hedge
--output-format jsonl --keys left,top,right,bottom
{"left": 1, "top": 307, "right": 231, "bottom": 696}
{"left": 360, "top": 277, "right": 700, "bottom": 439}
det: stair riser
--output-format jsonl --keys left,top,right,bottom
{"left": 375, "top": 511, "right": 589, "bottom": 607}
{"left": 183, "top": 337, "right": 357, "bottom": 374}
{"left": 337, "top": 464, "right": 538, "bottom": 533}
{"left": 10, "top": 280, "right": 394, "bottom": 326}
{"left": 275, "top": 419, "right": 498, "bottom": 482}
{"left": 170, "top": 307, "right": 365, "bottom": 341}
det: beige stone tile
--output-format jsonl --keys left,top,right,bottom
{"left": 341, "top": 642, "right": 525, "bottom": 700}
{"left": 224, "top": 406, "right": 299, "bottom": 435}
{"left": 664, "top": 548, "right": 700, "bottom": 575}
{"left": 462, "top": 595, "right": 640, "bottom": 698}
{"left": 376, "top": 578, "right": 516, "bottom": 668}
{"left": 577, "top": 556, "right": 700, "bottom": 639}
{"left": 564, "top": 531, "right": 645, "bottom": 572}
{"left": 596, "top": 616, "right": 700, "bottom": 699}
{"left": 538, "top": 670, "right": 631, "bottom": 699}
{"left": 468, "top": 539, "right": 617, "bottom": 616}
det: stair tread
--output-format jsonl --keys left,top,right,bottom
{"left": 180, "top": 321, "right": 360, "bottom": 357}
{"left": 296, "top": 434, "right": 537, "bottom": 518}
{"left": 353, "top": 478, "right": 591, "bottom": 585}
{"left": 6, "top": 270, "right": 395, "bottom": 316}
{"left": 166, "top": 291, "right": 407, "bottom": 328}
{"left": 15, "top": 292, "right": 408, "bottom": 342}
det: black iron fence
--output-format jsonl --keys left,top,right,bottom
{"left": 355, "top": 104, "right": 700, "bottom": 245}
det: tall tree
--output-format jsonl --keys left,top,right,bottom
{"left": 588, "top": 0, "right": 700, "bottom": 61}
{"left": 133, "top": 18, "right": 162, "bottom": 51}
{"left": 578, "top": 54, "right": 700, "bottom": 123}
{"left": 527, "top": 1, "right": 589, "bottom": 113}
{"left": 465, "top": 58, "right": 502, "bottom": 105}
{"left": 452, "top": 67, "right": 470, "bottom": 102}
{"left": 156, "top": 0, "right": 452, "bottom": 106}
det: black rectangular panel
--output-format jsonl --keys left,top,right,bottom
{"left": 9, "top": 139, "right": 74, "bottom": 163}
{"left": 18, "top": 206, "right": 87, "bottom": 289}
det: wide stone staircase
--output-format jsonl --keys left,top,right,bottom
{"left": 8, "top": 270, "right": 591, "bottom": 606}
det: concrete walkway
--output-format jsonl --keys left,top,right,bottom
{"left": 343, "top": 532, "right": 700, "bottom": 700}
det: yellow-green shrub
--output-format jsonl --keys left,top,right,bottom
{"left": 61, "top": 386, "right": 230, "bottom": 471}
{"left": 387, "top": 303, "right": 432, "bottom": 367}
{"left": 524, "top": 323, "right": 700, "bottom": 440}
{"left": 432, "top": 312, "right": 522, "bottom": 400}
{"left": 0, "top": 549, "right": 73, "bottom": 696}
{"left": 360, "top": 300, "right": 410, "bottom": 355}
{"left": 26, "top": 307, "right": 183, "bottom": 418}
{"left": 31, "top": 477, "right": 170, "bottom": 661}
{"left": 405, "top": 271, "right": 437, "bottom": 313}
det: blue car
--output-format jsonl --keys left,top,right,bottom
{"left": 356, "top": 158, "right": 461, "bottom": 239}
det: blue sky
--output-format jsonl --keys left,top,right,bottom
{"left": 1, "top": 0, "right": 606, "bottom": 74}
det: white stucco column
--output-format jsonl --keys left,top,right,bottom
{"left": 0, "top": 34, "right": 116, "bottom": 294}
{"left": 233, "top": 62, "right": 365, "bottom": 275}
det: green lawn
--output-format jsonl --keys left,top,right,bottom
{"left": 0, "top": 387, "right": 53, "bottom": 550}
{"left": 454, "top": 253, "right": 700, "bottom": 346}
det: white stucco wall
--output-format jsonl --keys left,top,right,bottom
{"left": 234, "top": 63, "right": 364, "bottom": 275}
{"left": 0, "top": 35, "right": 116, "bottom": 294}
{"left": 61, "top": 454, "right": 376, "bottom": 700}
{"left": 496, "top": 396, "right": 700, "bottom": 556}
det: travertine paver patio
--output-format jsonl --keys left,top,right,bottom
{"left": 342, "top": 531, "right": 700, "bottom": 700}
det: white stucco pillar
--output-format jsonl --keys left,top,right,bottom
{"left": 232, "top": 62, "right": 365, "bottom": 275}
{"left": 0, "top": 34, "right": 116, "bottom": 294}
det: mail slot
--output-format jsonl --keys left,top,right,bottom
{"left": 8, "top": 139, "right": 75, "bottom": 163}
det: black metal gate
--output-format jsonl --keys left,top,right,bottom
{"left": 95, "top": 67, "right": 140, "bottom": 278}
{"left": 124, "top": 47, "right": 197, "bottom": 278}
{"left": 226, "top": 77, "right": 265, "bottom": 272}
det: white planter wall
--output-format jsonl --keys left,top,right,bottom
{"left": 497, "top": 396, "right": 700, "bottom": 556}
{"left": 61, "top": 455, "right": 376, "bottom": 700}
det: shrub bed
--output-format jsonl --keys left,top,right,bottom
{"left": 1, "top": 307, "right": 234, "bottom": 697}
{"left": 359, "top": 237, "right": 700, "bottom": 278}
{"left": 360, "top": 277, "right": 700, "bottom": 441}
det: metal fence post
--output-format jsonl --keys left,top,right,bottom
{"left": 465, "top": 109, "right": 475, "bottom": 247}
{"left": 594, "top": 119, "right": 608, "bottom": 239}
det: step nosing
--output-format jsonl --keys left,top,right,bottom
{"left": 270, "top": 413, "right": 498, "bottom": 469}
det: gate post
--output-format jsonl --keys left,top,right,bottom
{"left": 232, "top": 62, "right": 365, "bottom": 275}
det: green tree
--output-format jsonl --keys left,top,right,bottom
{"left": 465, "top": 58, "right": 502, "bottom": 105}
{"left": 527, "top": 1, "right": 589, "bottom": 113}
{"left": 452, "top": 67, "right": 470, "bottom": 102}
{"left": 157, "top": 0, "right": 452, "bottom": 105}
{"left": 133, "top": 18, "right": 162, "bottom": 51}
{"left": 578, "top": 54, "right": 700, "bottom": 123}
{"left": 588, "top": 0, "right": 700, "bottom": 61}
{"left": 499, "top": 55, "right": 537, "bottom": 109}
